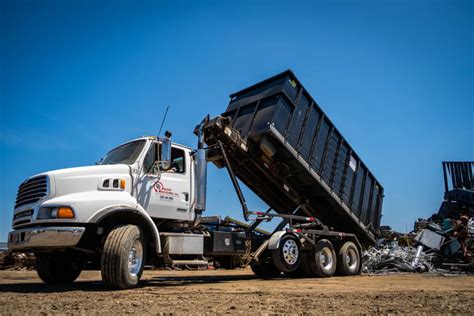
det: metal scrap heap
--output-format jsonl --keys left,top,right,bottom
{"left": 363, "top": 244, "right": 435, "bottom": 273}
{"left": 363, "top": 217, "right": 473, "bottom": 274}
{"left": 363, "top": 162, "right": 473, "bottom": 274}
{"left": 0, "top": 250, "right": 35, "bottom": 270}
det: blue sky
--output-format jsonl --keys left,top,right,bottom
{"left": 1, "top": 0, "right": 473, "bottom": 241}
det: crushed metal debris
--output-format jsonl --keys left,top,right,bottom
{"left": 363, "top": 216, "right": 473, "bottom": 274}
{"left": 0, "top": 251, "right": 35, "bottom": 270}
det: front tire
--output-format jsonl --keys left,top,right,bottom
{"left": 101, "top": 225, "right": 146, "bottom": 290}
{"left": 36, "top": 252, "right": 82, "bottom": 285}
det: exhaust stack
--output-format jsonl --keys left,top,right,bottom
{"left": 195, "top": 116, "right": 209, "bottom": 211}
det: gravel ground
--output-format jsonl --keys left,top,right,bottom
{"left": 0, "top": 269, "right": 472, "bottom": 314}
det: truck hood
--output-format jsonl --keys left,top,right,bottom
{"left": 46, "top": 164, "right": 132, "bottom": 197}
{"left": 48, "top": 164, "right": 130, "bottom": 178}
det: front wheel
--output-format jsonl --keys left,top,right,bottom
{"left": 101, "top": 225, "right": 146, "bottom": 290}
{"left": 35, "top": 252, "right": 82, "bottom": 285}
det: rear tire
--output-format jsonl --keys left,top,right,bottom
{"left": 271, "top": 234, "right": 301, "bottom": 273}
{"left": 285, "top": 252, "right": 314, "bottom": 278}
{"left": 336, "top": 241, "right": 361, "bottom": 276}
{"left": 299, "top": 252, "right": 317, "bottom": 277}
{"left": 101, "top": 225, "right": 146, "bottom": 290}
{"left": 36, "top": 253, "right": 82, "bottom": 285}
{"left": 250, "top": 260, "right": 281, "bottom": 278}
{"left": 309, "top": 239, "right": 337, "bottom": 278}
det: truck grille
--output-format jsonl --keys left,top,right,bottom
{"left": 15, "top": 176, "right": 49, "bottom": 209}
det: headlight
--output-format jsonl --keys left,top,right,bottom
{"left": 38, "top": 206, "right": 75, "bottom": 219}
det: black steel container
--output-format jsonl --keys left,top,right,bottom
{"left": 208, "top": 70, "right": 384, "bottom": 245}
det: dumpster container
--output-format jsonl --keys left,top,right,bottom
{"left": 205, "top": 70, "right": 384, "bottom": 246}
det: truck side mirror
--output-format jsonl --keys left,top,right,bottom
{"left": 161, "top": 131, "right": 172, "bottom": 170}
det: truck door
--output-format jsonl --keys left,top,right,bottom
{"left": 137, "top": 142, "right": 193, "bottom": 221}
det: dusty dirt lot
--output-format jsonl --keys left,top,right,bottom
{"left": 0, "top": 269, "right": 472, "bottom": 314}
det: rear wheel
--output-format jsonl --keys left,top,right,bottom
{"left": 251, "top": 260, "right": 281, "bottom": 278}
{"left": 284, "top": 252, "right": 314, "bottom": 278}
{"left": 271, "top": 234, "right": 301, "bottom": 273}
{"left": 36, "top": 252, "right": 82, "bottom": 285}
{"left": 299, "top": 252, "right": 317, "bottom": 277}
{"left": 336, "top": 241, "right": 361, "bottom": 276}
{"left": 309, "top": 239, "right": 337, "bottom": 278}
{"left": 101, "top": 225, "right": 146, "bottom": 290}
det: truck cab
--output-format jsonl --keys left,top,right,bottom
{"left": 8, "top": 135, "right": 202, "bottom": 289}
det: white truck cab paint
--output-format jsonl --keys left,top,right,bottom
{"left": 8, "top": 136, "right": 196, "bottom": 253}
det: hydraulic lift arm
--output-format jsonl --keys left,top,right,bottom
{"left": 218, "top": 140, "right": 250, "bottom": 221}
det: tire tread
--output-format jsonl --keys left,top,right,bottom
{"left": 101, "top": 225, "right": 144, "bottom": 290}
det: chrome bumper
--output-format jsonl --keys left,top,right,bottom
{"left": 8, "top": 226, "right": 85, "bottom": 250}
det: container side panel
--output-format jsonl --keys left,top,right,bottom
{"left": 227, "top": 76, "right": 287, "bottom": 110}
{"left": 311, "top": 119, "right": 330, "bottom": 171}
{"left": 283, "top": 78, "right": 298, "bottom": 102}
{"left": 351, "top": 166, "right": 365, "bottom": 215}
{"left": 370, "top": 184, "right": 380, "bottom": 227}
{"left": 342, "top": 154, "right": 357, "bottom": 204}
{"left": 223, "top": 109, "right": 238, "bottom": 124}
{"left": 249, "top": 96, "right": 278, "bottom": 135}
{"left": 233, "top": 102, "right": 257, "bottom": 137}
{"left": 299, "top": 107, "right": 320, "bottom": 161}
{"left": 287, "top": 93, "right": 310, "bottom": 147}
{"left": 361, "top": 175, "right": 373, "bottom": 225}
{"left": 332, "top": 144, "right": 348, "bottom": 195}
{"left": 322, "top": 132, "right": 339, "bottom": 183}
{"left": 271, "top": 95, "right": 293, "bottom": 135}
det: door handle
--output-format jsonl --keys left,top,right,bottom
{"left": 183, "top": 192, "right": 189, "bottom": 201}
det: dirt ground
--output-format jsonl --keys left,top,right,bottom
{"left": 0, "top": 269, "right": 472, "bottom": 314}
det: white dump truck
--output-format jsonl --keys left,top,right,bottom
{"left": 8, "top": 71, "right": 383, "bottom": 289}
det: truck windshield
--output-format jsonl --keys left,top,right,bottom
{"left": 101, "top": 140, "right": 146, "bottom": 165}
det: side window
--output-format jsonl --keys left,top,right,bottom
{"left": 143, "top": 142, "right": 158, "bottom": 174}
{"left": 161, "top": 147, "right": 186, "bottom": 174}
{"left": 169, "top": 147, "right": 186, "bottom": 173}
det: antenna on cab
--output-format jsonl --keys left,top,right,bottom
{"left": 157, "top": 105, "right": 170, "bottom": 138}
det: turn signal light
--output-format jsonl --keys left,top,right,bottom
{"left": 57, "top": 207, "right": 75, "bottom": 219}
{"left": 120, "top": 179, "right": 126, "bottom": 189}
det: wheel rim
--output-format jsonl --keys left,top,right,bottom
{"left": 128, "top": 238, "right": 143, "bottom": 277}
{"left": 282, "top": 239, "right": 299, "bottom": 265}
{"left": 319, "top": 247, "right": 333, "bottom": 271}
{"left": 345, "top": 248, "right": 358, "bottom": 270}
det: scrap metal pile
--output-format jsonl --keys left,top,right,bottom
{"left": 363, "top": 244, "right": 435, "bottom": 274}
{"left": 364, "top": 161, "right": 473, "bottom": 274}
{"left": 0, "top": 250, "right": 35, "bottom": 270}
{"left": 363, "top": 215, "right": 473, "bottom": 274}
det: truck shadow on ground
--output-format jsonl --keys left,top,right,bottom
{"left": 0, "top": 273, "right": 260, "bottom": 293}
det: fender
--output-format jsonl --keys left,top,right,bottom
{"left": 268, "top": 231, "right": 292, "bottom": 250}
{"left": 89, "top": 204, "right": 161, "bottom": 254}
